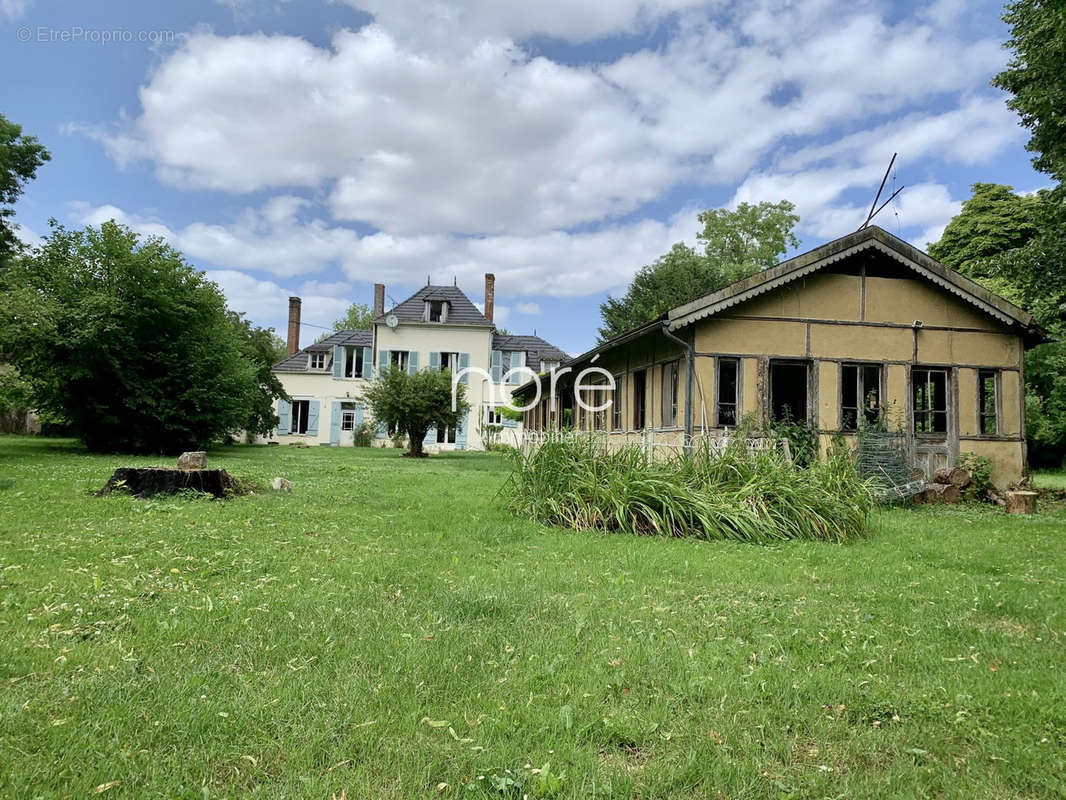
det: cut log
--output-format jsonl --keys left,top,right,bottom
{"left": 1005, "top": 490, "right": 1038, "bottom": 515}
{"left": 97, "top": 467, "right": 244, "bottom": 499}
{"left": 921, "top": 483, "right": 963, "bottom": 504}
{"left": 933, "top": 466, "right": 972, "bottom": 489}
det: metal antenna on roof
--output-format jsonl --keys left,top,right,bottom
{"left": 426, "top": 274, "right": 430, "bottom": 285}
{"left": 453, "top": 276, "right": 457, "bottom": 286}
{"left": 858, "top": 152, "right": 904, "bottom": 231}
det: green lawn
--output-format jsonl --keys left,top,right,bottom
{"left": 1, "top": 437, "right": 1064, "bottom": 799}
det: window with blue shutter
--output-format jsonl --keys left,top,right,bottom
{"left": 276, "top": 398, "right": 291, "bottom": 436}
{"left": 329, "top": 401, "right": 342, "bottom": 445}
{"left": 490, "top": 350, "right": 502, "bottom": 382}
{"left": 454, "top": 412, "right": 467, "bottom": 450}
{"left": 429, "top": 351, "right": 440, "bottom": 371}
{"left": 332, "top": 346, "right": 344, "bottom": 378}
{"left": 458, "top": 353, "right": 470, "bottom": 383}
{"left": 378, "top": 350, "right": 389, "bottom": 375}
{"left": 407, "top": 351, "right": 419, "bottom": 374}
{"left": 306, "top": 401, "right": 320, "bottom": 436}
{"left": 361, "top": 347, "right": 373, "bottom": 378}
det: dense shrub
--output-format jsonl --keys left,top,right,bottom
{"left": 506, "top": 436, "right": 874, "bottom": 543}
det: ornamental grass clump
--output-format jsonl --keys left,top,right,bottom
{"left": 506, "top": 436, "right": 874, "bottom": 543}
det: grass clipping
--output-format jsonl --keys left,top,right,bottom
{"left": 506, "top": 437, "right": 875, "bottom": 543}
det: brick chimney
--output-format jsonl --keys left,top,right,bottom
{"left": 373, "top": 283, "right": 385, "bottom": 318}
{"left": 286, "top": 296, "right": 301, "bottom": 356}
{"left": 484, "top": 273, "right": 495, "bottom": 323}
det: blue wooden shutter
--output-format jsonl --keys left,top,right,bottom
{"left": 459, "top": 352, "right": 470, "bottom": 384}
{"left": 332, "top": 346, "right": 344, "bottom": 378}
{"left": 354, "top": 404, "right": 364, "bottom": 425}
{"left": 329, "top": 401, "right": 342, "bottom": 445}
{"left": 423, "top": 426, "right": 437, "bottom": 446}
{"left": 361, "top": 346, "right": 372, "bottom": 378}
{"left": 378, "top": 350, "right": 389, "bottom": 375}
{"left": 407, "top": 351, "right": 419, "bottom": 374}
{"left": 455, "top": 412, "right": 467, "bottom": 450}
{"left": 490, "top": 350, "right": 502, "bottom": 382}
{"left": 307, "top": 400, "right": 320, "bottom": 436}
{"left": 276, "top": 399, "right": 291, "bottom": 436}
{"left": 509, "top": 351, "right": 523, "bottom": 383}
{"left": 429, "top": 351, "right": 440, "bottom": 371}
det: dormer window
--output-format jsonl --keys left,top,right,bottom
{"left": 426, "top": 300, "right": 448, "bottom": 323}
{"left": 309, "top": 352, "right": 326, "bottom": 370}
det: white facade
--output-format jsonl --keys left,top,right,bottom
{"left": 268, "top": 318, "right": 527, "bottom": 451}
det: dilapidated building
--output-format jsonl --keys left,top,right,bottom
{"left": 514, "top": 227, "right": 1049, "bottom": 487}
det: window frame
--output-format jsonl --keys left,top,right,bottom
{"left": 840, "top": 362, "right": 883, "bottom": 432}
{"left": 661, "top": 360, "right": 679, "bottom": 428}
{"left": 716, "top": 357, "right": 739, "bottom": 428}
{"left": 292, "top": 399, "right": 310, "bottom": 435}
{"left": 484, "top": 404, "right": 503, "bottom": 426}
{"left": 978, "top": 369, "right": 999, "bottom": 436}
{"left": 611, "top": 373, "right": 624, "bottom": 431}
{"left": 631, "top": 369, "right": 647, "bottom": 430}
{"left": 341, "top": 410, "right": 356, "bottom": 431}
{"left": 911, "top": 367, "right": 950, "bottom": 435}
{"left": 390, "top": 350, "right": 409, "bottom": 371}
{"left": 343, "top": 346, "right": 365, "bottom": 378}
{"left": 309, "top": 351, "right": 326, "bottom": 370}
{"left": 426, "top": 300, "right": 447, "bottom": 323}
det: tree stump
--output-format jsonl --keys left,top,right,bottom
{"left": 920, "top": 483, "right": 963, "bottom": 504}
{"left": 97, "top": 467, "right": 243, "bottom": 498}
{"left": 1005, "top": 490, "right": 1037, "bottom": 515}
{"left": 933, "top": 466, "right": 972, "bottom": 489}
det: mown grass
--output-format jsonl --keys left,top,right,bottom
{"left": 0, "top": 436, "right": 1064, "bottom": 799}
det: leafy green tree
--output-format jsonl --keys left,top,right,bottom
{"left": 696, "top": 200, "right": 800, "bottom": 275}
{"left": 228, "top": 311, "right": 288, "bottom": 441}
{"left": 1, "top": 220, "right": 258, "bottom": 453}
{"left": 598, "top": 201, "right": 799, "bottom": 340}
{"left": 0, "top": 114, "right": 50, "bottom": 261}
{"left": 927, "top": 184, "right": 1042, "bottom": 277}
{"left": 993, "top": 0, "right": 1066, "bottom": 184}
{"left": 362, "top": 366, "right": 470, "bottom": 458}
{"left": 315, "top": 301, "right": 374, "bottom": 342}
{"left": 929, "top": 185, "right": 1066, "bottom": 465}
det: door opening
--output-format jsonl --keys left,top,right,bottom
{"left": 769, "top": 361, "right": 809, "bottom": 423}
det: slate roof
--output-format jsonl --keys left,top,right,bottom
{"left": 274, "top": 329, "right": 372, "bottom": 373}
{"left": 380, "top": 285, "right": 493, "bottom": 327}
{"left": 492, "top": 334, "right": 569, "bottom": 372}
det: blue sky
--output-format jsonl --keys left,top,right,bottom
{"left": 1, "top": 0, "right": 1043, "bottom": 356}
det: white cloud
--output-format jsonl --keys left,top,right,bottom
{"left": 515, "top": 301, "right": 541, "bottom": 315}
{"left": 343, "top": 0, "right": 713, "bottom": 46}
{"left": 205, "top": 269, "right": 353, "bottom": 337}
{"left": 73, "top": 198, "right": 699, "bottom": 298}
{"left": 94, "top": 5, "right": 1010, "bottom": 238}
{"left": 1, "top": 0, "right": 31, "bottom": 21}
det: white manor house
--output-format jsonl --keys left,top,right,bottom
{"left": 267, "top": 274, "right": 566, "bottom": 450}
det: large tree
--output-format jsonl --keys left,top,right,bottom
{"left": 363, "top": 366, "right": 470, "bottom": 458}
{"left": 927, "top": 183, "right": 1042, "bottom": 278}
{"left": 1, "top": 220, "right": 259, "bottom": 453}
{"left": 0, "top": 114, "right": 50, "bottom": 262}
{"left": 993, "top": 0, "right": 1066, "bottom": 185}
{"left": 598, "top": 200, "right": 799, "bottom": 340}
{"left": 315, "top": 301, "right": 374, "bottom": 343}
{"left": 229, "top": 311, "right": 288, "bottom": 441}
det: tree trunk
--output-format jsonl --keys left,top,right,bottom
{"left": 97, "top": 467, "right": 243, "bottom": 498}
{"left": 933, "top": 466, "right": 972, "bottom": 489}
{"left": 406, "top": 426, "right": 426, "bottom": 458}
{"left": 920, "top": 483, "right": 963, "bottom": 504}
{"left": 1005, "top": 491, "right": 1037, "bottom": 515}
